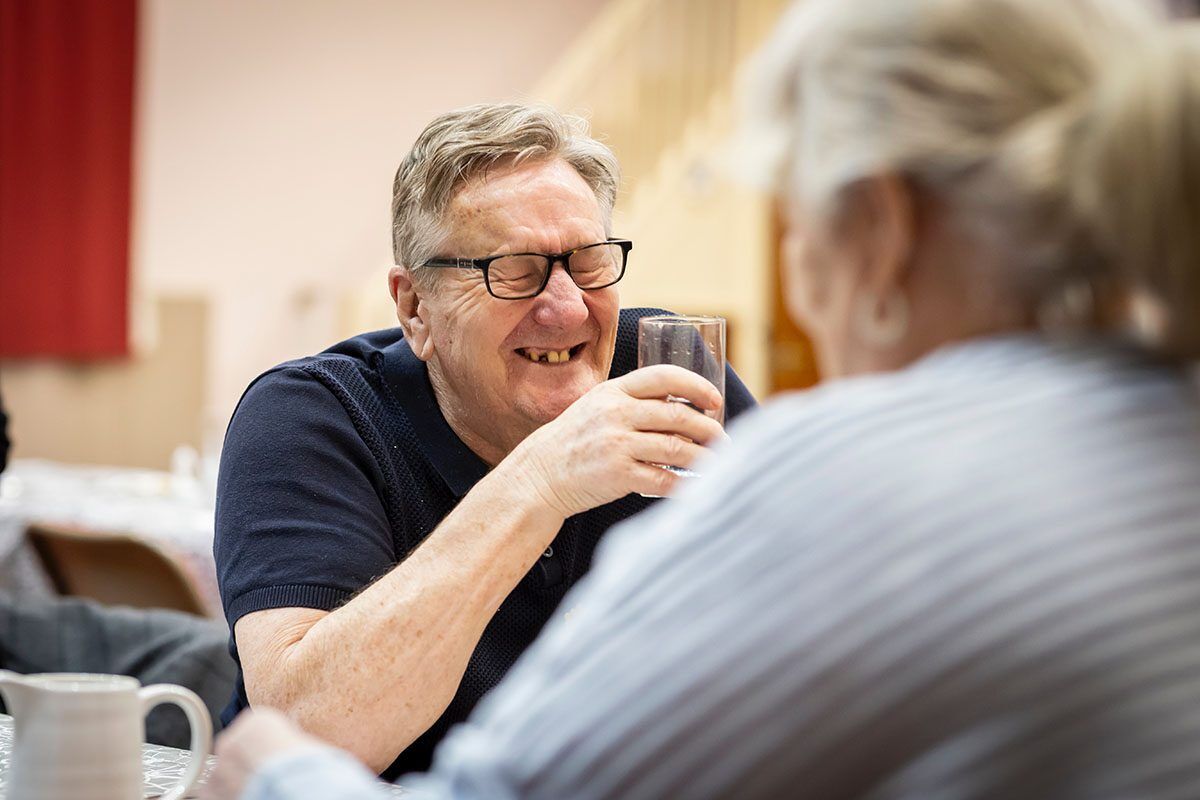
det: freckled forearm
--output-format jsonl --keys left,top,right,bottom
{"left": 245, "top": 462, "right": 566, "bottom": 771}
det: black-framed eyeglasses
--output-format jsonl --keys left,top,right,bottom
{"left": 421, "top": 239, "right": 633, "bottom": 300}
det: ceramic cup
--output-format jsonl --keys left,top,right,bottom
{"left": 0, "top": 671, "right": 212, "bottom": 800}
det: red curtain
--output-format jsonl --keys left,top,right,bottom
{"left": 0, "top": 0, "right": 137, "bottom": 358}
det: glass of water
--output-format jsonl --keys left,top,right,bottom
{"left": 637, "top": 315, "right": 726, "bottom": 482}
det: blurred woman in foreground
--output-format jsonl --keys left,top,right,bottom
{"left": 208, "top": 1, "right": 1200, "bottom": 797}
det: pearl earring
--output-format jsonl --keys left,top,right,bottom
{"left": 852, "top": 289, "right": 909, "bottom": 348}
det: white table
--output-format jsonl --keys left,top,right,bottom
{"left": 0, "top": 713, "right": 216, "bottom": 798}
{"left": 0, "top": 714, "right": 407, "bottom": 798}
{"left": 0, "top": 459, "right": 222, "bottom": 616}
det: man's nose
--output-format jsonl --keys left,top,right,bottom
{"left": 531, "top": 261, "right": 589, "bottom": 328}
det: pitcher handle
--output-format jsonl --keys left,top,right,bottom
{"left": 139, "top": 684, "right": 213, "bottom": 800}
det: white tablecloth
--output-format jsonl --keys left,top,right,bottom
{"left": 0, "top": 714, "right": 408, "bottom": 798}
{"left": 0, "top": 459, "right": 221, "bottom": 617}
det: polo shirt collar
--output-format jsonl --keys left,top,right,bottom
{"left": 380, "top": 336, "right": 489, "bottom": 497}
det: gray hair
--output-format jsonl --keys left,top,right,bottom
{"left": 745, "top": 0, "right": 1200, "bottom": 356}
{"left": 390, "top": 103, "right": 620, "bottom": 280}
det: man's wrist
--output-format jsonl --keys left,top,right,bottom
{"left": 484, "top": 443, "right": 570, "bottom": 527}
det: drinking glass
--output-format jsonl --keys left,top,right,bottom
{"left": 637, "top": 315, "right": 726, "bottom": 482}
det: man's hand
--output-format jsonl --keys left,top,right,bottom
{"left": 203, "top": 709, "right": 330, "bottom": 800}
{"left": 505, "top": 364, "right": 726, "bottom": 518}
{"left": 226, "top": 366, "right": 724, "bottom": 775}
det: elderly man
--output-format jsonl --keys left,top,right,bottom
{"left": 213, "top": 103, "right": 755, "bottom": 778}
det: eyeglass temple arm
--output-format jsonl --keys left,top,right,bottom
{"left": 421, "top": 258, "right": 486, "bottom": 270}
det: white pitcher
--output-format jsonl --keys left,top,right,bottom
{"left": 0, "top": 670, "right": 212, "bottom": 800}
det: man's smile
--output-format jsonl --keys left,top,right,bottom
{"left": 514, "top": 343, "right": 588, "bottom": 364}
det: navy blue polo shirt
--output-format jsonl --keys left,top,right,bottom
{"left": 214, "top": 307, "right": 756, "bottom": 778}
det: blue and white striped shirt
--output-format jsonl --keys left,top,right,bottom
{"left": 247, "top": 334, "right": 1200, "bottom": 800}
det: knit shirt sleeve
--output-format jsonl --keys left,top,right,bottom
{"left": 214, "top": 366, "right": 395, "bottom": 627}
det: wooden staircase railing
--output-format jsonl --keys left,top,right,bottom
{"left": 531, "top": 0, "right": 791, "bottom": 200}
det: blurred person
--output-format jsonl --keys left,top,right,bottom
{"left": 0, "top": 383, "right": 234, "bottom": 748}
{"left": 207, "top": 0, "right": 1200, "bottom": 797}
{"left": 0, "top": 593, "right": 235, "bottom": 748}
{"left": 213, "top": 104, "right": 756, "bottom": 777}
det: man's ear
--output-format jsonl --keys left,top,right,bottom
{"left": 851, "top": 173, "right": 916, "bottom": 296}
{"left": 389, "top": 266, "right": 435, "bottom": 361}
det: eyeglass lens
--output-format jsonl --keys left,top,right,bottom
{"left": 486, "top": 243, "right": 624, "bottom": 298}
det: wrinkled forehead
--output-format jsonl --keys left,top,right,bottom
{"left": 442, "top": 158, "right": 607, "bottom": 249}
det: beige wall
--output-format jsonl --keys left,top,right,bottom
{"left": 138, "top": 0, "right": 611, "bottom": 436}
{"left": 2, "top": 0, "right": 608, "bottom": 467}
{"left": 2, "top": 297, "right": 207, "bottom": 469}
{"left": 614, "top": 173, "right": 772, "bottom": 395}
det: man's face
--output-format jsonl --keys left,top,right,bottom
{"left": 415, "top": 158, "right": 620, "bottom": 457}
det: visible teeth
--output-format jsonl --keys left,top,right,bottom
{"left": 520, "top": 348, "right": 572, "bottom": 363}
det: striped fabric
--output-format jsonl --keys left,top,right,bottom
{"left": 251, "top": 333, "right": 1200, "bottom": 800}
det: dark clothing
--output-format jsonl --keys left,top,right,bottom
{"left": 214, "top": 308, "right": 756, "bottom": 778}
{"left": 0, "top": 381, "right": 9, "bottom": 474}
{"left": 0, "top": 593, "right": 234, "bottom": 748}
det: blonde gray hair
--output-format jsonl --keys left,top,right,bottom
{"left": 746, "top": 0, "right": 1200, "bottom": 356}
{"left": 390, "top": 103, "right": 620, "bottom": 279}
{"left": 1067, "top": 23, "right": 1200, "bottom": 355}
